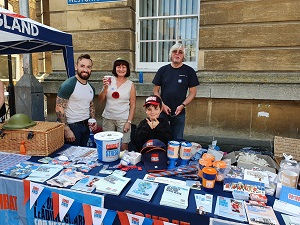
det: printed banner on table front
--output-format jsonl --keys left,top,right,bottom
{"left": 0, "top": 176, "right": 105, "bottom": 225}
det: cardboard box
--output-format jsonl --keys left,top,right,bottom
{"left": 222, "top": 151, "right": 279, "bottom": 173}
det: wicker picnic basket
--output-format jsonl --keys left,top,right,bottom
{"left": 0, "top": 121, "right": 64, "bottom": 156}
{"left": 274, "top": 136, "right": 300, "bottom": 163}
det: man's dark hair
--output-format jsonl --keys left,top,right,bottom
{"left": 77, "top": 54, "right": 93, "bottom": 65}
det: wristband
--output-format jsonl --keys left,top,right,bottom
{"left": 181, "top": 103, "right": 186, "bottom": 108}
{"left": 127, "top": 120, "right": 132, "bottom": 124}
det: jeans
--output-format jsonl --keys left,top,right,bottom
{"left": 66, "top": 122, "right": 90, "bottom": 147}
{"left": 160, "top": 112, "right": 185, "bottom": 141}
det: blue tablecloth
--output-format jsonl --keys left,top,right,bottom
{"left": 29, "top": 145, "right": 283, "bottom": 225}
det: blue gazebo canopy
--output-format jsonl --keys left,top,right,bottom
{"left": 0, "top": 7, "right": 75, "bottom": 77}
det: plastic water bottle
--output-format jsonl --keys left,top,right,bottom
{"left": 139, "top": 71, "right": 143, "bottom": 83}
{"left": 87, "top": 131, "right": 95, "bottom": 148}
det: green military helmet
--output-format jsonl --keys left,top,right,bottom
{"left": 3, "top": 113, "right": 37, "bottom": 130}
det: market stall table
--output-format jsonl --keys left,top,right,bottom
{"left": 0, "top": 145, "right": 285, "bottom": 225}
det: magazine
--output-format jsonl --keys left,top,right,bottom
{"left": 1, "top": 161, "right": 40, "bottom": 179}
{"left": 160, "top": 184, "right": 190, "bottom": 209}
{"left": 186, "top": 180, "right": 202, "bottom": 190}
{"left": 244, "top": 202, "right": 279, "bottom": 225}
{"left": 223, "top": 178, "right": 265, "bottom": 194}
{"left": 209, "top": 218, "right": 248, "bottom": 225}
{"left": 214, "top": 196, "right": 247, "bottom": 222}
{"left": 126, "top": 178, "right": 159, "bottom": 202}
{"left": 70, "top": 175, "right": 102, "bottom": 192}
{"left": 94, "top": 173, "right": 131, "bottom": 196}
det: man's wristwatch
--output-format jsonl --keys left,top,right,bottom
{"left": 127, "top": 120, "right": 132, "bottom": 124}
{"left": 181, "top": 103, "right": 186, "bottom": 108}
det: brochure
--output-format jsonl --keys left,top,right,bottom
{"left": 214, "top": 196, "right": 247, "bottom": 222}
{"left": 1, "top": 161, "right": 40, "bottom": 179}
{"left": 143, "top": 174, "right": 186, "bottom": 186}
{"left": 26, "top": 164, "right": 64, "bottom": 183}
{"left": 281, "top": 214, "right": 300, "bottom": 225}
{"left": 223, "top": 178, "right": 265, "bottom": 194}
{"left": 186, "top": 180, "right": 202, "bottom": 190}
{"left": 70, "top": 175, "right": 102, "bottom": 193}
{"left": 126, "top": 178, "right": 159, "bottom": 202}
{"left": 209, "top": 218, "right": 247, "bottom": 225}
{"left": 94, "top": 173, "right": 131, "bottom": 196}
{"left": 160, "top": 184, "right": 190, "bottom": 209}
{"left": 273, "top": 199, "right": 300, "bottom": 218}
{"left": 244, "top": 202, "right": 279, "bottom": 225}
{"left": 46, "top": 168, "right": 86, "bottom": 187}
{"left": 195, "top": 193, "right": 213, "bottom": 213}
{"left": 243, "top": 169, "right": 269, "bottom": 186}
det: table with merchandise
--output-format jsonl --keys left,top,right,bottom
{"left": 0, "top": 144, "right": 299, "bottom": 225}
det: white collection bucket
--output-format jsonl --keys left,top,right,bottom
{"left": 94, "top": 131, "right": 123, "bottom": 162}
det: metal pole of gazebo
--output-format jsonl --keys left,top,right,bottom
{"left": 4, "top": 0, "right": 16, "bottom": 116}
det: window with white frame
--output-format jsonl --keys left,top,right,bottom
{"left": 136, "top": 0, "right": 200, "bottom": 72}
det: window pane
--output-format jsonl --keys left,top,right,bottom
{"left": 140, "top": 19, "right": 157, "bottom": 41}
{"left": 158, "top": 41, "right": 174, "bottom": 62}
{"left": 179, "top": 18, "right": 197, "bottom": 39}
{"left": 180, "top": 0, "right": 199, "bottom": 15}
{"left": 159, "top": 0, "right": 176, "bottom": 16}
{"left": 158, "top": 19, "right": 176, "bottom": 40}
{"left": 182, "top": 40, "right": 197, "bottom": 62}
{"left": 140, "top": 42, "right": 157, "bottom": 62}
{"left": 140, "top": 0, "right": 157, "bottom": 17}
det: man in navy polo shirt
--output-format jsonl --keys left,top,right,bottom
{"left": 56, "top": 54, "right": 96, "bottom": 147}
{"left": 152, "top": 43, "right": 199, "bottom": 140}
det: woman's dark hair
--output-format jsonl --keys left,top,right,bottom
{"left": 112, "top": 59, "right": 130, "bottom": 77}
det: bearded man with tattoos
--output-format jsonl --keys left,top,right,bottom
{"left": 56, "top": 54, "right": 96, "bottom": 147}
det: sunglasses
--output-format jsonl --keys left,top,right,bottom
{"left": 172, "top": 50, "right": 184, "bottom": 54}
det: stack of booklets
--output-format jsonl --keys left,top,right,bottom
{"left": 94, "top": 173, "right": 131, "bottom": 196}
{"left": 159, "top": 184, "right": 190, "bottom": 209}
{"left": 126, "top": 178, "right": 159, "bottom": 202}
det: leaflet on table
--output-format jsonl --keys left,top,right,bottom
{"left": 94, "top": 173, "right": 131, "bottom": 196}
{"left": 243, "top": 169, "right": 269, "bottom": 186}
{"left": 281, "top": 214, "right": 300, "bottom": 225}
{"left": 71, "top": 175, "right": 102, "bottom": 192}
{"left": 160, "top": 184, "right": 190, "bottom": 209}
{"left": 194, "top": 193, "right": 213, "bottom": 213}
{"left": 26, "top": 164, "right": 64, "bottom": 183}
{"left": 225, "top": 166, "right": 244, "bottom": 179}
{"left": 126, "top": 178, "right": 159, "bottom": 202}
{"left": 46, "top": 168, "right": 86, "bottom": 187}
{"left": 244, "top": 202, "right": 279, "bottom": 225}
{"left": 279, "top": 185, "right": 300, "bottom": 207}
{"left": 143, "top": 174, "right": 186, "bottom": 186}
{"left": 186, "top": 180, "right": 202, "bottom": 190}
{"left": 273, "top": 199, "right": 300, "bottom": 218}
{"left": 1, "top": 161, "right": 40, "bottom": 179}
{"left": 209, "top": 218, "right": 248, "bottom": 225}
{"left": 214, "top": 196, "right": 247, "bottom": 222}
{"left": 223, "top": 177, "right": 265, "bottom": 194}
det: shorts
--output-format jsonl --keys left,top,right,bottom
{"left": 102, "top": 118, "right": 131, "bottom": 143}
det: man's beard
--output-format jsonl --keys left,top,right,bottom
{"left": 77, "top": 71, "right": 91, "bottom": 80}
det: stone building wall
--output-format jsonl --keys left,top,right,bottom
{"left": 40, "top": 0, "right": 300, "bottom": 151}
